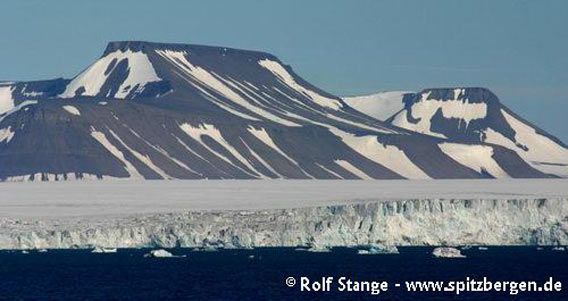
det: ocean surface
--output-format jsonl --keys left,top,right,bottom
{"left": 0, "top": 247, "right": 566, "bottom": 300}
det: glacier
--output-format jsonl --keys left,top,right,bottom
{"left": 1, "top": 180, "right": 567, "bottom": 250}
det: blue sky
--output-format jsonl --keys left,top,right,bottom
{"left": 1, "top": 0, "right": 567, "bottom": 141}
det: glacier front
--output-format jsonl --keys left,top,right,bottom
{"left": 0, "top": 180, "right": 567, "bottom": 250}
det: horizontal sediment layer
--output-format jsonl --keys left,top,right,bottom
{"left": 1, "top": 198, "right": 567, "bottom": 250}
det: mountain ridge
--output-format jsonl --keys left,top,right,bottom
{"left": 344, "top": 88, "right": 568, "bottom": 177}
{"left": 0, "top": 41, "right": 560, "bottom": 180}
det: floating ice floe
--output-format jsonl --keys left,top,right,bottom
{"left": 478, "top": 246, "right": 489, "bottom": 251}
{"left": 91, "top": 247, "right": 117, "bottom": 253}
{"left": 552, "top": 247, "right": 566, "bottom": 251}
{"left": 201, "top": 246, "right": 219, "bottom": 252}
{"left": 358, "top": 244, "right": 399, "bottom": 255}
{"left": 306, "top": 246, "right": 332, "bottom": 253}
{"left": 144, "top": 249, "right": 186, "bottom": 258}
{"left": 191, "top": 246, "right": 219, "bottom": 252}
{"left": 432, "top": 247, "right": 466, "bottom": 258}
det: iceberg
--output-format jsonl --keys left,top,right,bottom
{"left": 307, "top": 246, "right": 332, "bottom": 253}
{"left": 358, "top": 244, "right": 399, "bottom": 255}
{"left": 91, "top": 247, "right": 117, "bottom": 253}
{"left": 145, "top": 249, "right": 174, "bottom": 258}
{"left": 432, "top": 247, "right": 466, "bottom": 258}
{"left": 144, "top": 249, "right": 185, "bottom": 258}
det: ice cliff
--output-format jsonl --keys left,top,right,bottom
{"left": 1, "top": 198, "right": 567, "bottom": 250}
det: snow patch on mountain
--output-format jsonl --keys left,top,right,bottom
{"left": 0, "top": 85, "right": 15, "bottom": 114}
{"left": 20, "top": 85, "right": 45, "bottom": 98}
{"left": 1, "top": 41, "right": 563, "bottom": 180}
{"left": 438, "top": 143, "right": 508, "bottom": 178}
{"left": 347, "top": 87, "right": 567, "bottom": 177}
{"left": 107, "top": 129, "right": 171, "bottom": 179}
{"left": 324, "top": 112, "right": 394, "bottom": 134}
{"left": 0, "top": 126, "right": 15, "bottom": 143}
{"left": 156, "top": 50, "right": 297, "bottom": 126}
{"left": 335, "top": 159, "right": 373, "bottom": 179}
{"left": 330, "top": 128, "right": 430, "bottom": 179}
{"left": 248, "top": 127, "right": 295, "bottom": 164}
{"left": 60, "top": 49, "right": 161, "bottom": 99}
{"left": 247, "top": 127, "right": 312, "bottom": 178}
{"left": 258, "top": 59, "right": 343, "bottom": 110}
{"left": 242, "top": 140, "right": 282, "bottom": 178}
{"left": 343, "top": 91, "right": 410, "bottom": 121}
{"left": 179, "top": 123, "right": 260, "bottom": 177}
{"left": 89, "top": 129, "right": 142, "bottom": 179}
{"left": 499, "top": 110, "right": 568, "bottom": 176}
{"left": 62, "top": 105, "right": 81, "bottom": 116}
{"left": 127, "top": 127, "right": 200, "bottom": 176}
{"left": 0, "top": 100, "right": 37, "bottom": 123}
{"left": 390, "top": 90, "right": 487, "bottom": 138}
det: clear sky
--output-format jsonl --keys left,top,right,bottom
{"left": 1, "top": 0, "right": 567, "bottom": 141}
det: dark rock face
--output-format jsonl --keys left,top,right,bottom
{"left": 1, "top": 78, "right": 69, "bottom": 103}
{"left": 0, "top": 42, "right": 556, "bottom": 180}
{"left": 396, "top": 88, "right": 508, "bottom": 142}
{"left": 394, "top": 87, "right": 564, "bottom": 148}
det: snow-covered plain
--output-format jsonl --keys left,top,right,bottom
{"left": 2, "top": 179, "right": 567, "bottom": 217}
{"left": 1, "top": 180, "right": 567, "bottom": 250}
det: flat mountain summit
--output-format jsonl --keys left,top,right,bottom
{"left": 0, "top": 41, "right": 564, "bottom": 180}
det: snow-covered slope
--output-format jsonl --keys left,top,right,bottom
{"left": 0, "top": 42, "right": 555, "bottom": 180}
{"left": 345, "top": 88, "right": 568, "bottom": 177}
{"left": 0, "top": 79, "right": 69, "bottom": 115}
{"left": 60, "top": 49, "right": 162, "bottom": 99}
{"left": 343, "top": 91, "right": 411, "bottom": 121}
{"left": 0, "top": 84, "right": 15, "bottom": 114}
{"left": 488, "top": 109, "right": 568, "bottom": 177}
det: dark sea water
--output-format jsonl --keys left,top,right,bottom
{"left": 0, "top": 247, "right": 567, "bottom": 300}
